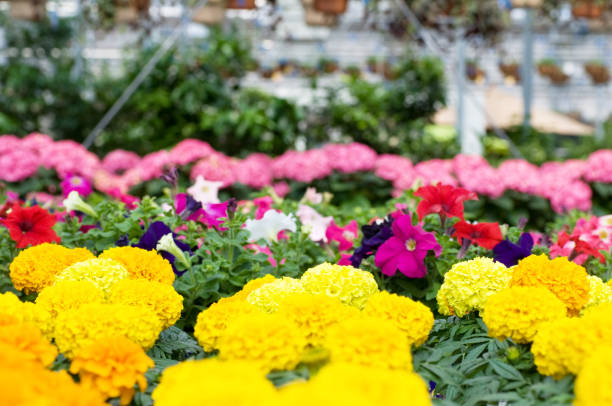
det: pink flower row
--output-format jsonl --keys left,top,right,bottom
{"left": 2, "top": 133, "right": 610, "bottom": 213}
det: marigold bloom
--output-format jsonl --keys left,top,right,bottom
{"left": 246, "top": 277, "right": 305, "bottom": 313}
{"left": 217, "top": 313, "right": 307, "bottom": 372}
{"left": 54, "top": 303, "right": 162, "bottom": 358}
{"left": 277, "top": 293, "right": 360, "bottom": 347}
{"left": 55, "top": 258, "right": 129, "bottom": 294}
{"left": 37, "top": 280, "right": 105, "bottom": 318}
{"left": 70, "top": 336, "right": 154, "bottom": 405}
{"left": 574, "top": 346, "right": 612, "bottom": 406}
{"left": 436, "top": 257, "right": 512, "bottom": 317}
{"left": 0, "top": 292, "right": 53, "bottom": 339}
{"left": 9, "top": 243, "right": 94, "bottom": 293}
{"left": 325, "top": 317, "right": 413, "bottom": 370}
{"left": 152, "top": 359, "right": 277, "bottom": 406}
{"left": 363, "top": 291, "right": 434, "bottom": 346}
{"left": 582, "top": 275, "right": 612, "bottom": 314}
{"left": 300, "top": 263, "right": 379, "bottom": 309}
{"left": 0, "top": 322, "right": 57, "bottom": 367}
{"left": 99, "top": 246, "right": 175, "bottom": 285}
{"left": 482, "top": 287, "right": 567, "bottom": 343}
{"left": 194, "top": 298, "right": 261, "bottom": 352}
{"left": 108, "top": 279, "right": 183, "bottom": 329}
{"left": 4, "top": 204, "right": 60, "bottom": 248}
{"left": 511, "top": 255, "right": 589, "bottom": 316}
{"left": 230, "top": 274, "right": 276, "bottom": 302}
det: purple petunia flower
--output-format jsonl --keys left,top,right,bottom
{"left": 350, "top": 217, "right": 394, "bottom": 267}
{"left": 493, "top": 232, "right": 534, "bottom": 267}
{"left": 135, "top": 221, "right": 191, "bottom": 276}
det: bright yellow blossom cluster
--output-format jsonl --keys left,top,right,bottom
{"left": 99, "top": 246, "right": 175, "bottom": 284}
{"left": 246, "top": 277, "right": 305, "bottom": 312}
{"left": 55, "top": 258, "right": 129, "bottom": 294}
{"left": 573, "top": 346, "right": 612, "bottom": 406}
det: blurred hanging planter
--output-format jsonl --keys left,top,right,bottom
{"left": 9, "top": 0, "right": 46, "bottom": 21}
{"left": 537, "top": 59, "right": 570, "bottom": 85}
{"left": 344, "top": 65, "right": 362, "bottom": 80}
{"left": 318, "top": 57, "right": 340, "bottom": 74}
{"left": 466, "top": 60, "right": 486, "bottom": 84}
{"left": 383, "top": 62, "right": 398, "bottom": 81}
{"left": 572, "top": 0, "right": 604, "bottom": 18}
{"left": 227, "top": 0, "right": 256, "bottom": 9}
{"left": 192, "top": 0, "right": 226, "bottom": 24}
{"left": 367, "top": 56, "right": 380, "bottom": 73}
{"left": 302, "top": 0, "right": 338, "bottom": 26}
{"left": 585, "top": 61, "right": 610, "bottom": 85}
{"left": 499, "top": 62, "right": 521, "bottom": 84}
{"left": 114, "top": 0, "right": 150, "bottom": 22}
{"left": 313, "top": 0, "right": 348, "bottom": 14}
{"left": 510, "top": 0, "right": 543, "bottom": 7}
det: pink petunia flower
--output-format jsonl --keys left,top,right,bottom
{"left": 326, "top": 220, "right": 359, "bottom": 251}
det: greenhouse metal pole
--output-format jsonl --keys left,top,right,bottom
{"left": 522, "top": 8, "right": 534, "bottom": 139}
{"left": 457, "top": 34, "right": 466, "bottom": 152}
{"left": 83, "top": 0, "right": 210, "bottom": 149}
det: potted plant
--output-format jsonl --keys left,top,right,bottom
{"left": 510, "top": 0, "right": 543, "bottom": 7}
{"left": 193, "top": 0, "right": 226, "bottom": 24}
{"left": 383, "top": 62, "right": 398, "bottom": 81}
{"left": 585, "top": 61, "right": 610, "bottom": 85}
{"left": 466, "top": 60, "right": 486, "bottom": 83}
{"left": 114, "top": 0, "right": 150, "bottom": 22}
{"left": 499, "top": 61, "right": 521, "bottom": 83}
{"left": 227, "top": 0, "right": 255, "bottom": 9}
{"left": 344, "top": 65, "right": 362, "bottom": 79}
{"left": 538, "top": 59, "right": 570, "bottom": 85}
{"left": 314, "top": 0, "right": 348, "bottom": 14}
{"left": 318, "top": 57, "right": 339, "bottom": 74}
{"left": 9, "top": 0, "right": 46, "bottom": 20}
{"left": 572, "top": 0, "right": 604, "bottom": 18}
{"left": 302, "top": 0, "right": 338, "bottom": 26}
{"left": 367, "top": 56, "right": 380, "bottom": 73}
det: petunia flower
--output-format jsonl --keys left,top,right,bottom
{"left": 156, "top": 233, "right": 191, "bottom": 270}
{"left": 326, "top": 220, "right": 359, "bottom": 251}
{"left": 187, "top": 176, "right": 222, "bottom": 204}
{"left": 415, "top": 184, "right": 477, "bottom": 225}
{"left": 350, "top": 217, "right": 394, "bottom": 267}
{"left": 493, "top": 233, "right": 534, "bottom": 267}
{"left": 3, "top": 204, "right": 61, "bottom": 248}
{"left": 135, "top": 221, "right": 191, "bottom": 276}
{"left": 245, "top": 210, "right": 296, "bottom": 244}
{"left": 63, "top": 191, "right": 98, "bottom": 218}
{"left": 175, "top": 193, "right": 203, "bottom": 221}
{"left": 303, "top": 187, "right": 323, "bottom": 204}
{"left": 374, "top": 214, "right": 441, "bottom": 278}
{"left": 60, "top": 174, "right": 92, "bottom": 198}
{"left": 253, "top": 196, "right": 274, "bottom": 220}
{"left": 297, "top": 205, "right": 333, "bottom": 243}
{"left": 453, "top": 220, "right": 502, "bottom": 250}
{"left": 551, "top": 231, "right": 605, "bottom": 264}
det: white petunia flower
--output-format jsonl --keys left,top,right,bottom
{"left": 63, "top": 191, "right": 98, "bottom": 218}
{"left": 187, "top": 176, "right": 223, "bottom": 204}
{"left": 245, "top": 210, "right": 297, "bottom": 244}
{"left": 297, "top": 204, "right": 333, "bottom": 243}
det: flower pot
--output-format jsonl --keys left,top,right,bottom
{"left": 227, "top": 0, "right": 255, "bottom": 9}
{"left": 499, "top": 63, "right": 521, "bottom": 82}
{"left": 511, "top": 0, "right": 543, "bottom": 7}
{"left": 573, "top": 1, "right": 603, "bottom": 18}
{"left": 302, "top": 0, "right": 338, "bottom": 26}
{"left": 9, "top": 0, "right": 46, "bottom": 21}
{"left": 193, "top": 0, "right": 226, "bottom": 24}
{"left": 383, "top": 63, "right": 397, "bottom": 80}
{"left": 585, "top": 63, "right": 610, "bottom": 85}
{"left": 313, "top": 0, "right": 347, "bottom": 14}
{"left": 114, "top": 0, "right": 150, "bottom": 22}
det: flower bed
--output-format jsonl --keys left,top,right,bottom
{"left": 0, "top": 175, "right": 611, "bottom": 404}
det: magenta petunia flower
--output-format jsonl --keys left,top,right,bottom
{"left": 326, "top": 220, "right": 359, "bottom": 251}
{"left": 374, "top": 214, "right": 442, "bottom": 278}
{"left": 61, "top": 174, "right": 92, "bottom": 197}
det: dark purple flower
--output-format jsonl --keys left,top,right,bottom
{"left": 350, "top": 217, "right": 394, "bottom": 267}
{"left": 493, "top": 232, "right": 534, "bottom": 267}
{"left": 175, "top": 193, "right": 203, "bottom": 221}
{"left": 135, "top": 221, "right": 191, "bottom": 276}
{"left": 161, "top": 167, "right": 179, "bottom": 188}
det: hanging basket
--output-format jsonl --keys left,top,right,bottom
{"left": 9, "top": 0, "right": 46, "bottom": 21}
{"left": 499, "top": 63, "right": 521, "bottom": 82}
{"left": 572, "top": 1, "right": 603, "bottom": 19}
{"left": 193, "top": 0, "right": 226, "bottom": 24}
{"left": 302, "top": 0, "right": 338, "bottom": 26}
{"left": 227, "top": 0, "right": 255, "bottom": 9}
{"left": 313, "top": 0, "right": 347, "bottom": 15}
{"left": 510, "top": 0, "right": 543, "bottom": 7}
{"left": 585, "top": 63, "right": 610, "bottom": 85}
{"left": 114, "top": 0, "right": 150, "bottom": 22}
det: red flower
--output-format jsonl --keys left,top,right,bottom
{"left": 415, "top": 184, "right": 477, "bottom": 223}
{"left": 4, "top": 204, "right": 61, "bottom": 248}
{"left": 453, "top": 220, "right": 502, "bottom": 250}
{"left": 557, "top": 231, "right": 605, "bottom": 264}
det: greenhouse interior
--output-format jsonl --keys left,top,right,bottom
{"left": 2, "top": 0, "right": 612, "bottom": 405}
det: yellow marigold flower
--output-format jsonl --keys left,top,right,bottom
{"left": 230, "top": 274, "right": 276, "bottom": 302}
{"left": 246, "top": 277, "right": 305, "bottom": 313}
{"left": 277, "top": 363, "right": 432, "bottom": 406}
{"left": 152, "top": 359, "right": 277, "bottom": 406}
{"left": 363, "top": 291, "right": 434, "bottom": 347}
{"left": 99, "top": 246, "right": 175, "bottom": 285}
{"left": 511, "top": 255, "right": 589, "bottom": 316}
{"left": 70, "top": 336, "right": 154, "bottom": 405}
{"left": 194, "top": 298, "right": 261, "bottom": 352}
{"left": 482, "top": 287, "right": 567, "bottom": 343}
{"left": 276, "top": 293, "right": 360, "bottom": 347}
{"left": 574, "top": 346, "right": 612, "bottom": 406}
{"left": 54, "top": 303, "right": 163, "bottom": 358}
{"left": 0, "top": 365, "right": 106, "bottom": 406}
{"left": 437, "top": 257, "right": 511, "bottom": 317}
{"left": 108, "top": 279, "right": 183, "bottom": 329}
{"left": 217, "top": 313, "right": 307, "bottom": 372}
{"left": 0, "top": 292, "right": 53, "bottom": 339}
{"left": 0, "top": 322, "right": 57, "bottom": 367}
{"left": 300, "top": 262, "right": 379, "bottom": 309}
{"left": 9, "top": 243, "right": 94, "bottom": 293}
{"left": 582, "top": 275, "right": 612, "bottom": 314}
{"left": 325, "top": 317, "right": 413, "bottom": 370}
{"left": 55, "top": 258, "right": 129, "bottom": 294}
{"left": 37, "top": 280, "right": 105, "bottom": 318}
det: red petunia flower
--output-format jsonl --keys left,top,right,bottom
{"left": 415, "top": 184, "right": 478, "bottom": 224}
{"left": 556, "top": 231, "right": 605, "bottom": 264}
{"left": 453, "top": 220, "right": 502, "bottom": 250}
{"left": 4, "top": 204, "right": 61, "bottom": 248}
